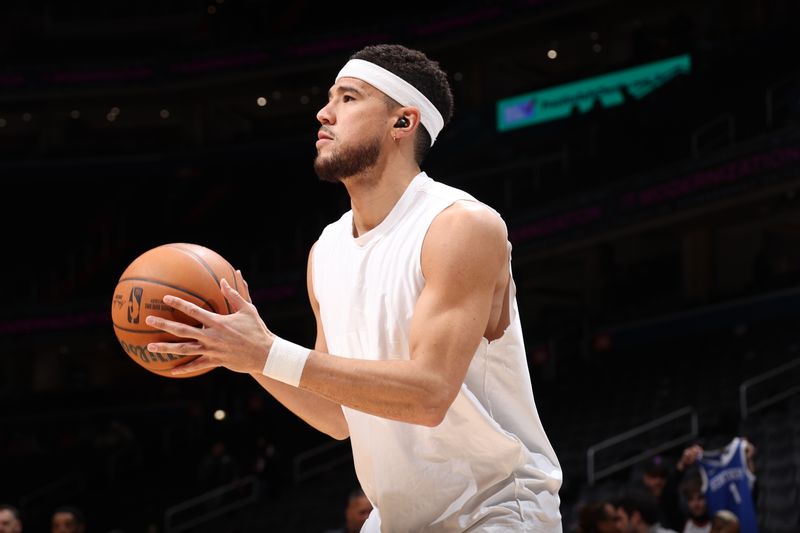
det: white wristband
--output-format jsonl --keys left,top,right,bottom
{"left": 262, "top": 336, "right": 311, "bottom": 387}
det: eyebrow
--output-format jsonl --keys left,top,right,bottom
{"left": 328, "top": 84, "right": 368, "bottom": 100}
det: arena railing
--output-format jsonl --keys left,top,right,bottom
{"left": 292, "top": 439, "right": 352, "bottom": 484}
{"left": 739, "top": 357, "right": 800, "bottom": 420}
{"left": 586, "top": 406, "right": 698, "bottom": 486}
{"left": 163, "top": 474, "right": 260, "bottom": 533}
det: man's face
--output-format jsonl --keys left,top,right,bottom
{"left": 0, "top": 510, "right": 21, "bottom": 533}
{"left": 642, "top": 472, "right": 667, "bottom": 498}
{"left": 345, "top": 495, "right": 373, "bottom": 533}
{"left": 597, "top": 503, "right": 620, "bottom": 533}
{"left": 686, "top": 491, "right": 707, "bottom": 519}
{"left": 614, "top": 507, "right": 637, "bottom": 533}
{"left": 51, "top": 512, "right": 83, "bottom": 533}
{"left": 314, "top": 78, "right": 390, "bottom": 184}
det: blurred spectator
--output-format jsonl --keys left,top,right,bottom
{"left": 676, "top": 437, "right": 758, "bottom": 532}
{"left": 640, "top": 455, "right": 670, "bottom": 501}
{"left": 612, "top": 489, "right": 678, "bottom": 533}
{"left": 196, "top": 438, "right": 240, "bottom": 490}
{"left": 659, "top": 443, "right": 707, "bottom": 531}
{"left": 0, "top": 504, "right": 22, "bottom": 533}
{"left": 679, "top": 438, "right": 757, "bottom": 533}
{"left": 630, "top": 454, "right": 685, "bottom": 530}
{"left": 678, "top": 475, "right": 710, "bottom": 533}
{"left": 576, "top": 500, "right": 619, "bottom": 533}
{"left": 252, "top": 434, "right": 283, "bottom": 500}
{"left": 709, "top": 510, "right": 740, "bottom": 533}
{"left": 322, "top": 487, "right": 373, "bottom": 533}
{"left": 93, "top": 418, "right": 141, "bottom": 481}
{"left": 50, "top": 506, "right": 85, "bottom": 533}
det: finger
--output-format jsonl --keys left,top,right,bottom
{"left": 170, "top": 355, "right": 219, "bottom": 376}
{"left": 221, "top": 277, "right": 251, "bottom": 312}
{"left": 236, "top": 269, "right": 252, "bottom": 303}
{"left": 161, "top": 295, "right": 218, "bottom": 324}
{"left": 146, "top": 315, "right": 206, "bottom": 340}
{"left": 146, "top": 340, "right": 205, "bottom": 355}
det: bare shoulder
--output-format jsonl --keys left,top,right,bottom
{"left": 427, "top": 200, "right": 508, "bottom": 246}
{"left": 422, "top": 201, "right": 508, "bottom": 276}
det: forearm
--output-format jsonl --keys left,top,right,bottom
{"left": 250, "top": 372, "right": 350, "bottom": 440}
{"left": 298, "top": 351, "right": 452, "bottom": 427}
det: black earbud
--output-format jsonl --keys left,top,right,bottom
{"left": 394, "top": 117, "right": 409, "bottom": 128}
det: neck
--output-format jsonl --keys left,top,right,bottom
{"left": 343, "top": 157, "right": 421, "bottom": 237}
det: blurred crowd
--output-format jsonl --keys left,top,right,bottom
{"left": 574, "top": 437, "right": 758, "bottom": 533}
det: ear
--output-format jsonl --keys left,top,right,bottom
{"left": 391, "top": 106, "right": 421, "bottom": 140}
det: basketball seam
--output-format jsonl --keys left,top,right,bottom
{"left": 166, "top": 244, "right": 233, "bottom": 314}
{"left": 117, "top": 276, "right": 217, "bottom": 313}
{"left": 112, "top": 324, "right": 174, "bottom": 334}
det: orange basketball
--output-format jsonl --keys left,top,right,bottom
{"left": 111, "top": 243, "right": 238, "bottom": 378}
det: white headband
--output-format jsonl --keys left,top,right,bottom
{"left": 336, "top": 58, "right": 444, "bottom": 146}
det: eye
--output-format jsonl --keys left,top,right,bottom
{"left": 342, "top": 94, "right": 355, "bottom": 102}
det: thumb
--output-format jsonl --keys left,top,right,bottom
{"left": 221, "top": 278, "right": 250, "bottom": 312}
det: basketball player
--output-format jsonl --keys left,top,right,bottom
{"left": 145, "top": 43, "right": 563, "bottom": 531}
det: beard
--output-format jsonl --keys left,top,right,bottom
{"left": 314, "top": 135, "right": 382, "bottom": 184}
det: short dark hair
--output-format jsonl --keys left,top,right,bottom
{"left": 348, "top": 486, "right": 366, "bottom": 502}
{"left": 643, "top": 454, "right": 670, "bottom": 478}
{"left": 578, "top": 501, "right": 615, "bottom": 533}
{"left": 679, "top": 474, "right": 703, "bottom": 497}
{"left": 612, "top": 489, "right": 659, "bottom": 525}
{"left": 350, "top": 44, "right": 454, "bottom": 164}
{"left": 0, "top": 504, "right": 20, "bottom": 520}
{"left": 53, "top": 505, "right": 85, "bottom": 525}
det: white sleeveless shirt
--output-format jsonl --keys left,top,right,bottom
{"left": 312, "top": 172, "right": 563, "bottom": 532}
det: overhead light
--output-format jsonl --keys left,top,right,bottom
{"left": 256, "top": 96, "right": 267, "bottom": 107}
{"left": 547, "top": 49, "right": 558, "bottom": 60}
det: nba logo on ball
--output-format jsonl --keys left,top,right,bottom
{"left": 127, "top": 286, "right": 143, "bottom": 324}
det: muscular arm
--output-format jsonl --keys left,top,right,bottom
{"left": 249, "top": 243, "right": 349, "bottom": 440}
{"left": 299, "top": 201, "right": 508, "bottom": 426}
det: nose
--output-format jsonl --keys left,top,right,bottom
{"left": 316, "top": 101, "right": 333, "bottom": 125}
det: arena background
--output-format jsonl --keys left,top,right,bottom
{"left": 1, "top": 0, "right": 799, "bottom": 531}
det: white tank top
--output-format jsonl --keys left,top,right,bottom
{"left": 312, "top": 172, "right": 563, "bottom": 532}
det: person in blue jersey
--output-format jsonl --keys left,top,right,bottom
{"left": 675, "top": 438, "right": 757, "bottom": 533}
{"left": 145, "top": 43, "right": 563, "bottom": 531}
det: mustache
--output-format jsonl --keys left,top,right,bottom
{"left": 318, "top": 126, "right": 335, "bottom": 138}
